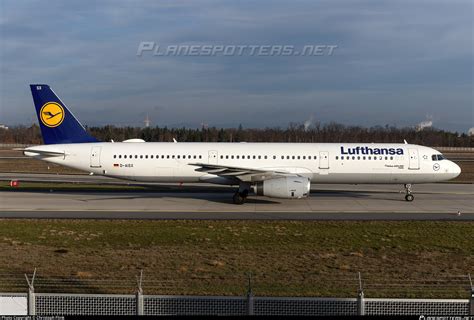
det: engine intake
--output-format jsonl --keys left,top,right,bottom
{"left": 255, "top": 177, "right": 310, "bottom": 199}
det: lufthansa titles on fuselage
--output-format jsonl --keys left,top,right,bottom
{"left": 340, "top": 146, "right": 404, "bottom": 155}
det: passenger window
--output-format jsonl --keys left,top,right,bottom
{"left": 357, "top": 156, "right": 360, "bottom": 160}
{"left": 177, "top": 155, "right": 180, "bottom": 159}
{"left": 194, "top": 155, "right": 196, "bottom": 159}
{"left": 352, "top": 156, "right": 355, "bottom": 160}
{"left": 281, "top": 156, "right": 284, "bottom": 159}
{"left": 258, "top": 155, "right": 261, "bottom": 159}
{"left": 226, "top": 155, "right": 229, "bottom": 159}
{"left": 119, "top": 155, "right": 122, "bottom": 159}
{"left": 199, "top": 155, "right": 202, "bottom": 159}
{"left": 220, "top": 155, "right": 223, "bottom": 159}
{"left": 303, "top": 156, "right": 306, "bottom": 160}
{"left": 231, "top": 155, "right": 234, "bottom": 159}
{"left": 145, "top": 155, "right": 148, "bottom": 159}
{"left": 236, "top": 155, "right": 240, "bottom": 159}
{"left": 297, "top": 156, "right": 300, "bottom": 160}
{"left": 113, "top": 155, "right": 116, "bottom": 159}
{"left": 264, "top": 156, "right": 267, "bottom": 159}
{"left": 292, "top": 156, "right": 295, "bottom": 160}
{"left": 308, "top": 156, "right": 311, "bottom": 160}
{"left": 335, "top": 156, "right": 339, "bottom": 160}
{"left": 273, "top": 156, "right": 276, "bottom": 159}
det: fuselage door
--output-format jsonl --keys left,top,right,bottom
{"left": 208, "top": 150, "right": 218, "bottom": 165}
{"left": 90, "top": 146, "right": 102, "bottom": 168}
{"left": 408, "top": 148, "right": 420, "bottom": 170}
{"left": 319, "top": 151, "right": 329, "bottom": 169}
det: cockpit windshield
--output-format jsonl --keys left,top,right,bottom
{"left": 431, "top": 154, "right": 445, "bottom": 161}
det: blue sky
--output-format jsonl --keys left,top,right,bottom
{"left": 0, "top": 0, "right": 472, "bottom": 132}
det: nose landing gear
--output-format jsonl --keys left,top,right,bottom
{"left": 404, "top": 184, "right": 414, "bottom": 201}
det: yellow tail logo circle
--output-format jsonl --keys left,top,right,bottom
{"left": 40, "top": 102, "right": 65, "bottom": 128}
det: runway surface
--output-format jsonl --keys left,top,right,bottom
{"left": 0, "top": 174, "right": 472, "bottom": 220}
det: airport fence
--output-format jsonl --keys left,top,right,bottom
{"left": 1, "top": 293, "right": 471, "bottom": 316}
{"left": 0, "top": 271, "right": 473, "bottom": 315}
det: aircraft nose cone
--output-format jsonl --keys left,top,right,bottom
{"left": 451, "top": 162, "right": 461, "bottom": 178}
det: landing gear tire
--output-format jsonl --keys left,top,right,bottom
{"left": 233, "top": 192, "right": 246, "bottom": 205}
{"left": 403, "top": 184, "right": 414, "bottom": 202}
{"left": 233, "top": 183, "right": 250, "bottom": 205}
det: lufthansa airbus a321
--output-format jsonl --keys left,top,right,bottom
{"left": 22, "top": 84, "right": 461, "bottom": 204}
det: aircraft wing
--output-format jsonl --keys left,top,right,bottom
{"left": 190, "top": 163, "right": 297, "bottom": 182}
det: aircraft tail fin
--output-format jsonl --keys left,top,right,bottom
{"left": 30, "top": 84, "right": 98, "bottom": 144}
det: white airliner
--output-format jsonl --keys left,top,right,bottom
{"left": 23, "top": 84, "right": 461, "bottom": 204}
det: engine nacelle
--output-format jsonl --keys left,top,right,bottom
{"left": 255, "top": 177, "right": 310, "bottom": 199}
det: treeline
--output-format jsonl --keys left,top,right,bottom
{"left": 1, "top": 123, "right": 472, "bottom": 147}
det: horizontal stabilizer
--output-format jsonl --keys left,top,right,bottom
{"left": 18, "top": 148, "right": 67, "bottom": 157}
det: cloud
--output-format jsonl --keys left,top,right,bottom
{"left": 0, "top": 0, "right": 472, "bottom": 132}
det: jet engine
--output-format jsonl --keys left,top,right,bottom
{"left": 254, "top": 177, "right": 310, "bottom": 199}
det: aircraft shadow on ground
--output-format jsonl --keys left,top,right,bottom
{"left": 6, "top": 187, "right": 411, "bottom": 204}
{"left": 311, "top": 190, "right": 406, "bottom": 201}
{"left": 12, "top": 189, "right": 281, "bottom": 205}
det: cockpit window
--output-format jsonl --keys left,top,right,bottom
{"left": 432, "top": 154, "right": 445, "bottom": 161}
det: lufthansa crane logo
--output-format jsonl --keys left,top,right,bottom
{"left": 40, "top": 102, "right": 65, "bottom": 128}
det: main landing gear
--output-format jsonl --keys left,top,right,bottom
{"left": 404, "top": 184, "right": 414, "bottom": 202}
{"left": 232, "top": 183, "right": 250, "bottom": 205}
